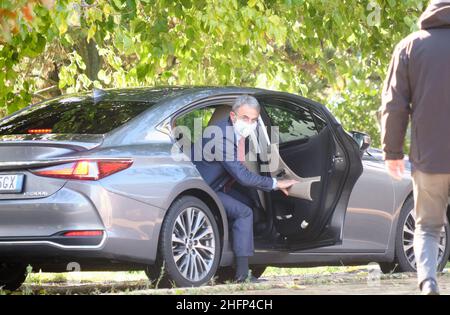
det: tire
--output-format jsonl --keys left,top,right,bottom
{"left": 380, "top": 197, "right": 450, "bottom": 274}
{"left": 0, "top": 263, "right": 27, "bottom": 292}
{"left": 146, "top": 196, "right": 221, "bottom": 288}
{"left": 379, "top": 262, "right": 398, "bottom": 274}
{"left": 214, "top": 265, "right": 267, "bottom": 284}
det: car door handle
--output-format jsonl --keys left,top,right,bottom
{"left": 276, "top": 169, "right": 286, "bottom": 178}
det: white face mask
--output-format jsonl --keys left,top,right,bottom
{"left": 234, "top": 118, "right": 257, "bottom": 138}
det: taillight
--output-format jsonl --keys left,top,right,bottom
{"left": 30, "top": 159, "right": 133, "bottom": 180}
{"left": 28, "top": 128, "right": 52, "bottom": 134}
{"left": 63, "top": 230, "right": 103, "bottom": 237}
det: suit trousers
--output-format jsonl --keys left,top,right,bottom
{"left": 216, "top": 187, "right": 254, "bottom": 257}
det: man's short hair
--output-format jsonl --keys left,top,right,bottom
{"left": 232, "top": 95, "right": 260, "bottom": 112}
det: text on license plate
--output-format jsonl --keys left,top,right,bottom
{"left": 0, "top": 174, "right": 25, "bottom": 193}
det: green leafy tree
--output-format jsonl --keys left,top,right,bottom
{"left": 1, "top": 0, "right": 427, "bottom": 147}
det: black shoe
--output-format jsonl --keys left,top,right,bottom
{"left": 421, "top": 279, "right": 440, "bottom": 295}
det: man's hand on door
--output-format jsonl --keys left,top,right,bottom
{"left": 277, "top": 179, "right": 299, "bottom": 196}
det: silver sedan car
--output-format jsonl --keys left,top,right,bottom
{"left": 0, "top": 87, "right": 448, "bottom": 290}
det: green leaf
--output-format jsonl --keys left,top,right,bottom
{"left": 87, "top": 25, "right": 96, "bottom": 42}
{"left": 248, "top": 0, "right": 258, "bottom": 8}
{"left": 97, "top": 69, "right": 111, "bottom": 84}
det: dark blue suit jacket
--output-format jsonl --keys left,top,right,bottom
{"left": 192, "top": 118, "right": 274, "bottom": 192}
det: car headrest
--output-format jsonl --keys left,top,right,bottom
{"left": 208, "top": 105, "right": 232, "bottom": 126}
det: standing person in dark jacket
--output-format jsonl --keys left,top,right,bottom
{"left": 380, "top": 0, "right": 450, "bottom": 295}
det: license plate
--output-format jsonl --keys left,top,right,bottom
{"left": 0, "top": 174, "right": 25, "bottom": 194}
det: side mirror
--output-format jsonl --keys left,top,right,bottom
{"left": 350, "top": 131, "right": 371, "bottom": 153}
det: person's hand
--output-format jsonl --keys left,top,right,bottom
{"left": 385, "top": 159, "right": 405, "bottom": 181}
{"left": 277, "top": 179, "right": 299, "bottom": 196}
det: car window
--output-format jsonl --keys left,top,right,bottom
{"left": 312, "top": 113, "right": 326, "bottom": 132}
{"left": 0, "top": 97, "right": 155, "bottom": 135}
{"left": 264, "top": 103, "right": 323, "bottom": 144}
{"left": 174, "top": 107, "right": 216, "bottom": 144}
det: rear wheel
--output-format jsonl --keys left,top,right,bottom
{"left": 380, "top": 198, "right": 450, "bottom": 274}
{"left": 0, "top": 263, "right": 28, "bottom": 292}
{"left": 146, "top": 196, "right": 221, "bottom": 288}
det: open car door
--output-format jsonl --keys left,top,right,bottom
{"left": 254, "top": 95, "right": 363, "bottom": 249}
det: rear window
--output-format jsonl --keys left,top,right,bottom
{"left": 0, "top": 97, "right": 155, "bottom": 135}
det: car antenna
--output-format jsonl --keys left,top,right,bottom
{"left": 93, "top": 88, "right": 106, "bottom": 104}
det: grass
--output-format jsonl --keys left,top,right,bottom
{"left": 20, "top": 265, "right": 366, "bottom": 286}
{"left": 263, "top": 266, "right": 359, "bottom": 277}
{"left": 24, "top": 271, "right": 149, "bottom": 284}
{"left": 8, "top": 263, "right": 448, "bottom": 295}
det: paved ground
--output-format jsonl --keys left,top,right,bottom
{"left": 14, "top": 269, "right": 450, "bottom": 295}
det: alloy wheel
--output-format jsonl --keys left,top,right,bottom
{"left": 171, "top": 207, "right": 216, "bottom": 282}
{"left": 402, "top": 209, "right": 447, "bottom": 270}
